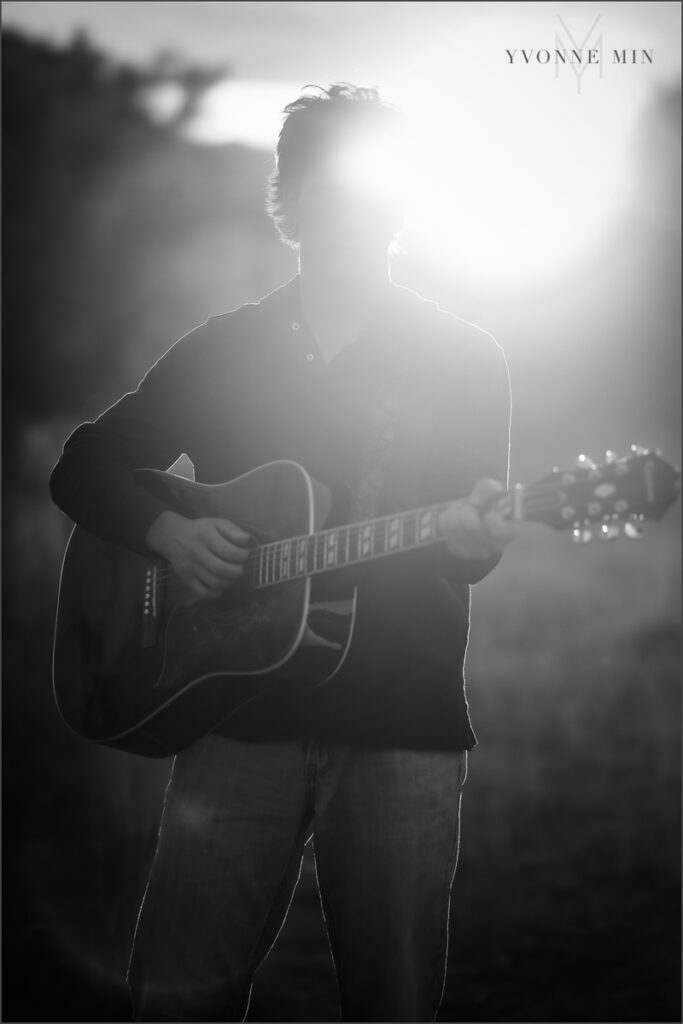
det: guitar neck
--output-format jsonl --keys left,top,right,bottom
{"left": 251, "top": 488, "right": 520, "bottom": 589}
{"left": 249, "top": 440, "right": 683, "bottom": 589}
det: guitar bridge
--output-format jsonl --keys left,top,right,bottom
{"left": 141, "top": 564, "right": 160, "bottom": 648}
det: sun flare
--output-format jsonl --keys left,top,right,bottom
{"left": 184, "top": 53, "right": 642, "bottom": 287}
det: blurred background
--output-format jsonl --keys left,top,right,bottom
{"left": 2, "top": 2, "right": 680, "bottom": 1021}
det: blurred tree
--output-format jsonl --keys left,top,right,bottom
{"left": 2, "top": 33, "right": 296, "bottom": 1020}
{"left": 2, "top": 28, "right": 290, "bottom": 485}
{"left": 2, "top": 26, "right": 294, "bottom": 633}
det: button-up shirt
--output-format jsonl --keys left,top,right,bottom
{"left": 50, "top": 275, "right": 511, "bottom": 750}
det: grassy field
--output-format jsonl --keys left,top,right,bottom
{"left": 250, "top": 526, "right": 681, "bottom": 1022}
{"left": 3, "top": 520, "right": 680, "bottom": 1022}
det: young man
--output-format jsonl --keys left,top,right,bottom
{"left": 50, "top": 83, "right": 514, "bottom": 1022}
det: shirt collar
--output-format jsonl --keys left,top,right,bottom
{"left": 257, "top": 273, "right": 434, "bottom": 356}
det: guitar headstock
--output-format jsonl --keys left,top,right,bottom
{"left": 518, "top": 446, "right": 680, "bottom": 542}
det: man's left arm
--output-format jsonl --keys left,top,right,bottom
{"left": 428, "top": 326, "right": 514, "bottom": 584}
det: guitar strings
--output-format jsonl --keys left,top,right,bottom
{"left": 149, "top": 477, "right": 606, "bottom": 587}
{"left": 144, "top": 469, "right": 646, "bottom": 588}
{"left": 147, "top": 492, "right": 526, "bottom": 587}
{"left": 150, "top": 504, "right": 453, "bottom": 583}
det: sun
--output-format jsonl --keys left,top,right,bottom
{"left": 183, "top": 54, "right": 640, "bottom": 289}
{"left": 385, "top": 69, "right": 638, "bottom": 288}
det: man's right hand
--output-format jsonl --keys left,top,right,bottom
{"left": 145, "top": 510, "right": 251, "bottom": 600}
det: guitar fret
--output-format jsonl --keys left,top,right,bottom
{"left": 402, "top": 512, "right": 416, "bottom": 547}
{"left": 417, "top": 509, "right": 435, "bottom": 543}
{"left": 314, "top": 533, "right": 325, "bottom": 573}
{"left": 255, "top": 505, "right": 449, "bottom": 588}
{"left": 297, "top": 537, "right": 307, "bottom": 577}
{"left": 387, "top": 516, "right": 401, "bottom": 551}
{"left": 324, "top": 531, "right": 338, "bottom": 568}
{"left": 339, "top": 526, "right": 349, "bottom": 565}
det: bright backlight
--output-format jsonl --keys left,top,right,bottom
{"left": 388, "top": 68, "right": 639, "bottom": 287}
{"left": 186, "top": 55, "right": 644, "bottom": 287}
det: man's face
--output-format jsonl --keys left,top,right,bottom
{"left": 295, "top": 144, "right": 404, "bottom": 262}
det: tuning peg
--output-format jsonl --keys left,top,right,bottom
{"left": 576, "top": 453, "right": 597, "bottom": 470}
{"left": 599, "top": 521, "right": 621, "bottom": 541}
{"left": 623, "top": 515, "right": 645, "bottom": 539}
{"left": 604, "top": 449, "right": 618, "bottom": 464}
{"left": 629, "top": 444, "right": 650, "bottom": 456}
{"left": 571, "top": 522, "right": 593, "bottom": 544}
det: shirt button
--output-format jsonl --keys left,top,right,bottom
{"left": 291, "top": 322, "right": 300, "bottom": 331}
{"left": 306, "top": 353, "right": 315, "bottom": 361}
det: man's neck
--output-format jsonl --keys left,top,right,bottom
{"left": 297, "top": 253, "right": 392, "bottom": 364}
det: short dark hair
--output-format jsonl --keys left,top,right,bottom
{"left": 267, "top": 82, "right": 405, "bottom": 248}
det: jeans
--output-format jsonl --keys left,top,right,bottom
{"left": 126, "top": 734, "right": 468, "bottom": 1022}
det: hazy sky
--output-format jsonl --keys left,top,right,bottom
{"left": 4, "top": 1, "right": 680, "bottom": 286}
{"left": 3, "top": 1, "right": 681, "bottom": 84}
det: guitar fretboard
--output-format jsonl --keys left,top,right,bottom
{"left": 249, "top": 460, "right": 662, "bottom": 588}
{"left": 252, "top": 503, "right": 453, "bottom": 588}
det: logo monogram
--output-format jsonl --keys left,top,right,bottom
{"left": 555, "top": 15, "right": 604, "bottom": 93}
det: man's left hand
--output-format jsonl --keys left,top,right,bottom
{"left": 437, "top": 478, "right": 516, "bottom": 560}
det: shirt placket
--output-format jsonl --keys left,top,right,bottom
{"left": 289, "top": 318, "right": 325, "bottom": 373}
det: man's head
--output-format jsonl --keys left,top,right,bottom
{"left": 267, "top": 83, "right": 409, "bottom": 261}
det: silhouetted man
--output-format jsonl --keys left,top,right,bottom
{"left": 50, "top": 83, "right": 514, "bottom": 1022}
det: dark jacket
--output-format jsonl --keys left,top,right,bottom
{"left": 50, "top": 275, "right": 511, "bottom": 750}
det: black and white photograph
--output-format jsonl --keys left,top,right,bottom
{"left": 2, "top": 2, "right": 681, "bottom": 1022}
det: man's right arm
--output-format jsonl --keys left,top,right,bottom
{"left": 49, "top": 409, "right": 182, "bottom": 558}
{"left": 50, "top": 320, "right": 213, "bottom": 557}
{"left": 50, "top": 317, "right": 254, "bottom": 596}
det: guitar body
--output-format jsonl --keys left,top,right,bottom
{"left": 53, "top": 461, "right": 356, "bottom": 757}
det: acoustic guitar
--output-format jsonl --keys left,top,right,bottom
{"left": 52, "top": 447, "right": 679, "bottom": 757}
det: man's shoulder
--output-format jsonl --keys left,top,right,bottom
{"left": 207, "top": 277, "right": 297, "bottom": 331}
{"left": 162, "top": 280, "right": 292, "bottom": 368}
{"left": 391, "top": 283, "right": 506, "bottom": 368}
{"left": 191, "top": 278, "right": 506, "bottom": 373}
{"left": 198, "top": 302, "right": 263, "bottom": 346}
{"left": 434, "top": 307, "right": 506, "bottom": 371}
